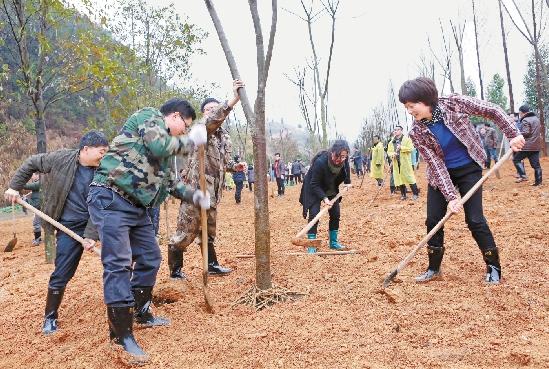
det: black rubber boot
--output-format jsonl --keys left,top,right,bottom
{"left": 415, "top": 246, "right": 444, "bottom": 283}
{"left": 207, "top": 237, "right": 232, "bottom": 275}
{"left": 482, "top": 248, "right": 501, "bottom": 284}
{"left": 132, "top": 287, "right": 170, "bottom": 327}
{"left": 410, "top": 183, "right": 419, "bottom": 200}
{"left": 399, "top": 185, "right": 407, "bottom": 200}
{"left": 107, "top": 306, "right": 149, "bottom": 365}
{"left": 167, "top": 246, "right": 186, "bottom": 280}
{"left": 42, "top": 287, "right": 65, "bottom": 335}
{"left": 532, "top": 168, "right": 542, "bottom": 186}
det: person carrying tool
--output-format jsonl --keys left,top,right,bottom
{"left": 370, "top": 135, "right": 385, "bottom": 186}
{"left": 299, "top": 139, "right": 352, "bottom": 250}
{"left": 87, "top": 98, "right": 213, "bottom": 363}
{"left": 4, "top": 131, "right": 108, "bottom": 335}
{"left": 398, "top": 77, "right": 525, "bottom": 284}
{"left": 168, "top": 80, "right": 243, "bottom": 280}
{"left": 387, "top": 125, "right": 420, "bottom": 200}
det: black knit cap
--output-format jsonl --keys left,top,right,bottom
{"left": 518, "top": 104, "right": 531, "bottom": 113}
{"left": 79, "top": 131, "right": 109, "bottom": 149}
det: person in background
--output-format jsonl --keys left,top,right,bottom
{"left": 387, "top": 125, "right": 420, "bottom": 200}
{"left": 483, "top": 122, "right": 498, "bottom": 169}
{"left": 292, "top": 159, "right": 303, "bottom": 183}
{"left": 247, "top": 163, "right": 255, "bottom": 191}
{"left": 351, "top": 148, "right": 364, "bottom": 178}
{"left": 232, "top": 155, "right": 247, "bottom": 203}
{"left": 272, "top": 153, "right": 286, "bottom": 196}
{"left": 514, "top": 104, "right": 543, "bottom": 186}
{"left": 370, "top": 135, "right": 385, "bottom": 186}
{"left": 509, "top": 112, "right": 525, "bottom": 179}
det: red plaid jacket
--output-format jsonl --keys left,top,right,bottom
{"left": 409, "top": 94, "right": 519, "bottom": 201}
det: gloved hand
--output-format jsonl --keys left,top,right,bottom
{"left": 4, "top": 188, "right": 20, "bottom": 203}
{"left": 188, "top": 124, "right": 207, "bottom": 146}
{"left": 193, "top": 190, "right": 211, "bottom": 210}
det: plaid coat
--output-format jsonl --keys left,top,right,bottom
{"left": 409, "top": 94, "right": 519, "bottom": 201}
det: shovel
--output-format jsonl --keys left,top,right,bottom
{"left": 382, "top": 150, "right": 513, "bottom": 288}
{"left": 4, "top": 204, "right": 18, "bottom": 252}
{"left": 291, "top": 186, "right": 349, "bottom": 248}
{"left": 15, "top": 198, "right": 101, "bottom": 256}
{"left": 198, "top": 144, "right": 214, "bottom": 313}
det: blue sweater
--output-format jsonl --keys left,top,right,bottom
{"left": 427, "top": 119, "right": 474, "bottom": 169}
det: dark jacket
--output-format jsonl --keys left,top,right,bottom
{"left": 291, "top": 161, "right": 302, "bottom": 175}
{"left": 520, "top": 112, "right": 543, "bottom": 151}
{"left": 272, "top": 159, "right": 286, "bottom": 179}
{"left": 247, "top": 166, "right": 255, "bottom": 182}
{"left": 9, "top": 149, "right": 98, "bottom": 239}
{"left": 299, "top": 151, "right": 351, "bottom": 218}
{"left": 23, "top": 180, "right": 41, "bottom": 209}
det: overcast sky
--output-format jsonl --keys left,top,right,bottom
{"left": 155, "top": 0, "right": 538, "bottom": 141}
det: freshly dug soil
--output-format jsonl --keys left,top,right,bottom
{"left": 0, "top": 159, "right": 547, "bottom": 368}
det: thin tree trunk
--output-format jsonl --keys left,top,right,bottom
{"left": 499, "top": 0, "right": 515, "bottom": 113}
{"left": 204, "top": 0, "right": 277, "bottom": 290}
{"left": 534, "top": 44, "right": 547, "bottom": 155}
{"left": 472, "top": 0, "right": 484, "bottom": 100}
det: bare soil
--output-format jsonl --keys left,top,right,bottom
{"left": 0, "top": 159, "right": 547, "bottom": 368}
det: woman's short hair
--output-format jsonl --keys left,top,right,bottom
{"left": 398, "top": 77, "right": 439, "bottom": 107}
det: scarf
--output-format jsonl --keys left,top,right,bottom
{"left": 419, "top": 105, "right": 444, "bottom": 125}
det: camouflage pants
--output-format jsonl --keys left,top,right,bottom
{"left": 168, "top": 201, "right": 217, "bottom": 251}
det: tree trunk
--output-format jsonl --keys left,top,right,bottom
{"left": 534, "top": 44, "right": 547, "bottom": 155}
{"left": 204, "top": 0, "right": 276, "bottom": 290}
{"left": 499, "top": 0, "right": 515, "bottom": 112}
{"left": 472, "top": 0, "right": 484, "bottom": 100}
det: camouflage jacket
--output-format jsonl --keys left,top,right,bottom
{"left": 180, "top": 126, "right": 233, "bottom": 208}
{"left": 93, "top": 103, "right": 232, "bottom": 208}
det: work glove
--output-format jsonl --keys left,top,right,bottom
{"left": 193, "top": 189, "right": 211, "bottom": 210}
{"left": 4, "top": 188, "right": 20, "bottom": 203}
{"left": 188, "top": 124, "right": 207, "bottom": 147}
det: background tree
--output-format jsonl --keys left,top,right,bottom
{"left": 524, "top": 45, "right": 549, "bottom": 141}
{"left": 487, "top": 73, "right": 508, "bottom": 111}
{"left": 471, "top": 0, "right": 485, "bottom": 99}
{"left": 465, "top": 76, "right": 478, "bottom": 97}
{"left": 450, "top": 19, "right": 467, "bottom": 95}
{"left": 498, "top": 0, "right": 515, "bottom": 113}
{"left": 428, "top": 20, "right": 455, "bottom": 94}
{"left": 501, "top": 0, "right": 548, "bottom": 154}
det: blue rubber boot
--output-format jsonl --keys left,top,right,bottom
{"left": 307, "top": 233, "right": 317, "bottom": 253}
{"left": 329, "top": 230, "right": 346, "bottom": 250}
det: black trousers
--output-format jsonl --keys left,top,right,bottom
{"left": 235, "top": 181, "right": 244, "bottom": 203}
{"left": 308, "top": 196, "right": 341, "bottom": 235}
{"left": 248, "top": 182, "right": 254, "bottom": 191}
{"left": 426, "top": 163, "right": 496, "bottom": 250}
{"left": 513, "top": 151, "right": 541, "bottom": 176}
{"left": 276, "top": 177, "right": 285, "bottom": 195}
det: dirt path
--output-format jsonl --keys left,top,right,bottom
{"left": 0, "top": 159, "right": 547, "bottom": 368}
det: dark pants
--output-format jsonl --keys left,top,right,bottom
{"left": 294, "top": 174, "right": 302, "bottom": 183}
{"left": 513, "top": 151, "right": 541, "bottom": 177}
{"left": 307, "top": 196, "right": 341, "bottom": 235}
{"left": 235, "top": 181, "right": 244, "bottom": 203}
{"left": 426, "top": 163, "right": 495, "bottom": 251}
{"left": 484, "top": 146, "right": 497, "bottom": 168}
{"left": 88, "top": 186, "right": 161, "bottom": 306}
{"left": 276, "top": 177, "right": 285, "bottom": 195}
{"left": 48, "top": 220, "right": 87, "bottom": 289}
{"left": 248, "top": 182, "right": 254, "bottom": 191}
{"left": 147, "top": 207, "right": 160, "bottom": 236}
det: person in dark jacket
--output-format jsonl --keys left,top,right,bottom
{"left": 272, "top": 153, "right": 286, "bottom": 196}
{"left": 247, "top": 163, "right": 255, "bottom": 191}
{"left": 232, "top": 155, "right": 247, "bottom": 203}
{"left": 399, "top": 77, "right": 524, "bottom": 284}
{"left": 299, "top": 140, "right": 352, "bottom": 250}
{"left": 351, "top": 148, "right": 364, "bottom": 177}
{"left": 292, "top": 159, "right": 303, "bottom": 183}
{"left": 4, "top": 131, "right": 109, "bottom": 335}
{"left": 514, "top": 105, "right": 543, "bottom": 186}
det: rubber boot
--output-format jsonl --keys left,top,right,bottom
{"left": 207, "top": 236, "right": 232, "bottom": 275}
{"left": 132, "top": 287, "right": 170, "bottom": 327}
{"left": 42, "top": 287, "right": 65, "bottom": 335}
{"left": 482, "top": 248, "right": 501, "bottom": 284}
{"left": 399, "top": 185, "right": 407, "bottom": 200}
{"left": 32, "top": 231, "right": 42, "bottom": 246}
{"left": 107, "top": 306, "right": 149, "bottom": 365}
{"left": 167, "top": 246, "right": 185, "bottom": 280}
{"left": 328, "top": 230, "right": 346, "bottom": 250}
{"left": 307, "top": 233, "right": 317, "bottom": 253}
{"left": 532, "top": 168, "right": 542, "bottom": 186}
{"left": 410, "top": 183, "right": 419, "bottom": 200}
{"left": 415, "top": 246, "right": 444, "bottom": 283}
